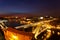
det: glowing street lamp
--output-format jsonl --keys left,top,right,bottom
{"left": 40, "top": 17, "right": 44, "bottom": 19}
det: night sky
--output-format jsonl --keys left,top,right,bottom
{"left": 0, "top": 0, "right": 60, "bottom": 16}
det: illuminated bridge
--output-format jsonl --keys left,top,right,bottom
{"left": 15, "top": 18, "right": 57, "bottom": 39}
{"left": 0, "top": 18, "right": 60, "bottom": 40}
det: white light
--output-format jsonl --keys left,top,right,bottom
{"left": 52, "top": 31, "right": 54, "bottom": 34}
{"left": 50, "top": 16, "right": 53, "bottom": 18}
{"left": 16, "top": 16, "right": 18, "bottom": 18}
{"left": 26, "top": 19, "right": 31, "bottom": 20}
{"left": 57, "top": 32, "right": 60, "bottom": 35}
{"left": 40, "top": 17, "right": 44, "bottom": 19}
{"left": 47, "top": 30, "right": 51, "bottom": 32}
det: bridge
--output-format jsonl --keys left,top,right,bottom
{"left": 15, "top": 18, "right": 57, "bottom": 39}
{"left": 0, "top": 18, "right": 60, "bottom": 39}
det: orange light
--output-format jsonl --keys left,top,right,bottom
{"left": 4, "top": 27, "right": 33, "bottom": 40}
{"left": 11, "top": 34, "right": 18, "bottom": 40}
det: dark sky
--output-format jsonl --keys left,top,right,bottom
{"left": 0, "top": 0, "right": 60, "bottom": 16}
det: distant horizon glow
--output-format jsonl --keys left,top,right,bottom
{"left": 0, "top": 0, "right": 60, "bottom": 16}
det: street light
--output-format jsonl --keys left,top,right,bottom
{"left": 40, "top": 17, "right": 44, "bottom": 19}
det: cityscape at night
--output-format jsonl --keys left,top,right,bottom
{"left": 0, "top": 0, "right": 60, "bottom": 40}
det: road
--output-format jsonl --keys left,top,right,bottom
{"left": 15, "top": 18, "right": 58, "bottom": 39}
{"left": 0, "top": 18, "right": 60, "bottom": 40}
